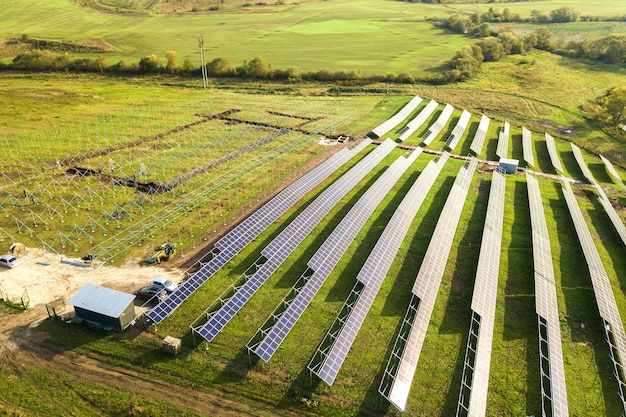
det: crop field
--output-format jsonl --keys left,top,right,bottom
{"left": 2, "top": 1, "right": 624, "bottom": 77}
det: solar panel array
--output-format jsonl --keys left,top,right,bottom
{"left": 248, "top": 149, "right": 423, "bottom": 362}
{"left": 522, "top": 127, "right": 535, "bottom": 167}
{"left": 545, "top": 133, "right": 564, "bottom": 173}
{"left": 371, "top": 96, "right": 423, "bottom": 138}
{"left": 147, "top": 141, "right": 370, "bottom": 324}
{"left": 527, "top": 173, "right": 569, "bottom": 417}
{"left": 570, "top": 143, "right": 595, "bottom": 183}
{"left": 422, "top": 103, "right": 455, "bottom": 146}
{"left": 398, "top": 100, "right": 439, "bottom": 142}
{"left": 446, "top": 110, "right": 472, "bottom": 151}
{"left": 495, "top": 121, "right": 510, "bottom": 159}
{"left": 192, "top": 139, "right": 397, "bottom": 342}
{"left": 571, "top": 143, "right": 626, "bottom": 246}
{"left": 469, "top": 115, "right": 491, "bottom": 155}
{"left": 600, "top": 154, "right": 626, "bottom": 191}
{"left": 380, "top": 157, "right": 478, "bottom": 412}
{"left": 561, "top": 178, "right": 626, "bottom": 413}
{"left": 455, "top": 169, "right": 505, "bottom": 417}
{"left": 309, "top": 153, "right": 451, "bottom": 386}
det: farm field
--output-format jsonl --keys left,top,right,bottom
{"left": 3, "top": 0, "right": 624, "bottom": 77}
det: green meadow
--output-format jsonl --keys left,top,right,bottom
{"left": 3, "top": 0, "right": 624, "bottom": 78}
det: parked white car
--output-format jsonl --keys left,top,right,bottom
{"left": 0, "top": 254, "right": 20, "bottom": 268}
{"left": 151, "top": 277, "right": 178, "bottom": 293}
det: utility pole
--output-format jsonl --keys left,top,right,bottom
{"left": 199, "top": 35, "right": 208, "bottom": 89}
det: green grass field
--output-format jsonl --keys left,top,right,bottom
{"left": 4, "top": 0, "right": 623, "bottom": 78}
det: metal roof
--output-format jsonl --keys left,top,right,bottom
{"left": 69, "top": 283, "right": 135, "bottom": 318}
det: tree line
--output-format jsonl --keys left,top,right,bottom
{"left": 0, "top": 48, "right": 418, "bottom": 84}
{"left": 440, "top": 7, "right": 626, "bottom": 82}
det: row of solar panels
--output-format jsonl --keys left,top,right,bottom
{"left": 146, "top": 95, "right": 626, "bottom": 414}
{"left": 147, "top": 139, "right": 372, "bottom": 324}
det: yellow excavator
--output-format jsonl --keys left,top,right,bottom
{"left": 146, "top": 243, "right": 176, "bottom": 264}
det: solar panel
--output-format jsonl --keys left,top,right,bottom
{"left": 381, "top": 158, "right": 478, "bottom": 411}
{"left": 594, "top": 185, "right": 626, "bottom": 246}
{"left": 526, "top": 175, "right": 570, "bottom": 417}
{"left": 495, "top": 121, "right": 510, "bottom": 159}
{"left": 248, "top": 151, "right": 422, "bottom": 362}
{"left": 570, "top": 143, "right": 595, "bottom": 183}
{"left": 545, "top": 133, "right": 564, "bottom": 173}
{"left": 371, "top": 96, "right": 423, "bottom": 138}
{"left": 600, "top": 154, "right": 626, "bottom": 191}
{"left": 469, "top": 115, "right": 490, "bottom": 155}
{"left": 561, "top": 178, "right": 626, "bottom": 413}
{"left": 528, "top": 173, "right": 569, "bottom": 416}
{"left": 422, "top": 104, "right": 455, "bottom": 146}
{"left": 456, "top": 169, "right": 505, "bottom": 416}
{"left": 446, "top": 110, "right": 472, "bottom": 150}
{"left": 192, "top": 139, "right": 397, "bottom": 342}
{"left": 570, "top": 144, "right": 626, "bottom": 246}
{"left": 309, "top": 152, "right": 451, "bottom": 385}
{"left": 146, "top": 143, "right": 367, "bottom": 324}
{"left": 398, "top": 100, "right": 439, "bottom": 142}
{"left": 522, "top": 127, "right": 535, "bottom": 167}
{"left": 315, "top": 285, "right": 378, "bottom": 385}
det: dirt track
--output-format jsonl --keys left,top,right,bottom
{"left": 0, "top": 306, "right": 301, "bottom": 416}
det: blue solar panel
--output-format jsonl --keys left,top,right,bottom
{"left": 193, "top": 140, "right": 396, "bottom": 341}
{"left": 309, "top": 152, "right": 450, "bottom": 384}
{"left": 146, "top": 144, "right": 363, "bottom": 324}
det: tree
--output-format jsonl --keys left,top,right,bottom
{"left": 550, "top": 6, "right": 579, "bottom": 23}
{"left": 182, "top": 58, "right": 195, "bottom": 74}
{"left": 244, "top": 56, "right": 271, "bottom": 78}
{"left": 206, "top": 57, "right": 230, "bottom": 76}
{"left": 530, "top": 10, "right": 550, "bottom": 24}
{"left": 447, "top": 44, "right": 483, "bottom": 81}
{"left": 498, "top": 31, "right": 524, "bottom": 55}
{"left": 473, "top": 23, "right": 491, "bottom": 38}
{"left": 602, "top": 35, "right": 626, "bottom": 64}
{"left": 603, "top": 86, "right": 626, "bottom": 125}
{"left": 165, "top": 50, "right": 178, "bottom": 74}
{"left": 533, "top": 27, "right": 553, "bottom": 50}
{"left": 138, "top": 54, "right": 159, "bottom": 73}
{"left": 476, "top": 37, "right": 505, "bottom": 61}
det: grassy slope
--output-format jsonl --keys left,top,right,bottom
{"left": 0, "top": 0, "right": 465, "bottom": 77}
{"left": 2, "top": 0, "right": 625, "bottom": 75}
